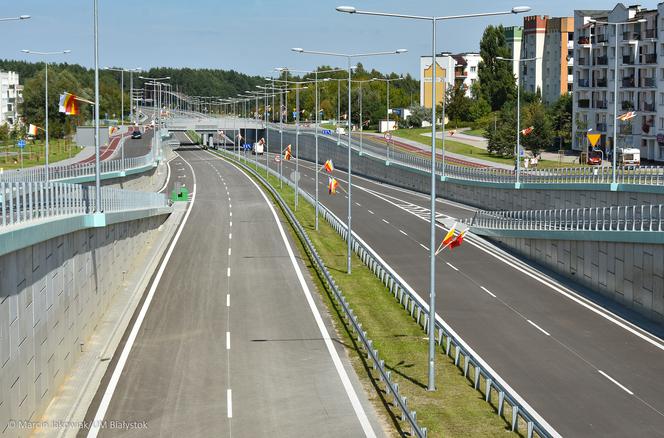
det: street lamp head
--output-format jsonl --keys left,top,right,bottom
{"left": 19, "top": 15, "right": 30, "bottom": 20}
{"left": 496, "top": 56, "right": 505, "bottom": 60}
{"left": 323, "top": 78, "right": 331, "bottom": 82}
{"left": 511, "top": 6, "right": 531, "bottom": 14}
{"left": 637, "top": 18, "right": 647, "bottom": 23}
{"left": 20, "top": 49, "right": 29, "bottom": 53}
{"left": 291, "top": 48, "right": 304, "bottom": 53}
{"left": 63, "top": 50, "right": 71, "bottom": 54}
{"left": 396, "top": 49, "right": 408, "bottom": 54}
{"left": 336, "top": 6, "right": 356, "bottom": 13}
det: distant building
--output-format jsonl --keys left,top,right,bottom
{"left": 572, "top": 4, "right": 661, "bottom": 161}
{"left": 520, "top": 15, "right": 574, "bottom": 104}
{"left": 0, "top": 71, "right": 21, "bottom": 129}
{"left": 419, "top": 52, "right": 481, "bottom": 108}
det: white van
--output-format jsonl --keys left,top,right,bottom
{"left": 618, "top": 148, "right": 640, "bottom": 167}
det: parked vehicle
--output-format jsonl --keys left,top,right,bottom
{"left": 618, "top": 148, "right": 640, "bottom": 167}
{"left": 587, "top": 151, "right": 602, "bottom": 165}
{"left": 131, "top": 130, "right": 142, "bottom": 139}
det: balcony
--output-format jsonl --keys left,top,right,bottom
{"left": 578, "top": 99, "right": 590, "bottom": 108}
{"left": 595, "top": 56, "right": 608, "bottom": 65}
{"left": 623, "top": 55, "right": 635, "bottom": 64}
{"left": 595, "top": 101, "right": 608, "bottom": 109}
{"left": 622, "top": 101, "right": 635, "bottom": 110}
{"left": 594, "top": 78, "right": 607, "bottom": 87}
{"left": 596, "top": 34, "right": 609, "bottom": 44}
{"left": 577, "top": 58, "right": 588, "bottom": 66}
{"left": 623, "top": 32, "right": 642, "bottom": 41}
{"left": 641, "top": 53, "right": 657, "bottom": 64}
{"left": 577, "top": 78, "right": 590, "bottom": 87}
{"left": 619, "top": 125, "right": 633, "bottom": 135}
{"left": 578, "top": 36, "right": 590, "bottom": 45}
{"left": 645, "top": 28, "right": 657, "bottom": 39}
{"left": 596, "top": 123, "right": 608, "bottom": 131}
{"left": 622, "top": 77, "right": 636, "bottom": 87}
{"left": 642, "top": 102, "right": 656, "bottom": 112}
{"left": 641, "top": 77, "right": 656, "bottom": 87}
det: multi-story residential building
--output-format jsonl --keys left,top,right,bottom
{"left": 572, "top": 4, "right": 661, "bottom": 161}
{"left": 0, "top": 71, "right": 21, "bottom": 129}
{"left": 419, "top": 52, "right": 481, "bottom": 108}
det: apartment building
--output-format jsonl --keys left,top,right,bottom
{"left": 419, "top": 52, "right": 481, "bottom": 108}
{"left": 0, "top": 71, "right": 21, "bottom": 129}
{"left": 572, "top": 4, "right": 662, "bottom": 161}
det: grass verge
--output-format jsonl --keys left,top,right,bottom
{"left": 224, "top": 154, "right": 521, "bottom": 437}
{"left": 0, "top": 139, "right": 79, "bottom": 170}
{"left": 391, "top": 127, "right": 583, "bottom": 169}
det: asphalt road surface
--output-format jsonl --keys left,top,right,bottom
{"left": 81, "top": 143, "right": 383, "bottom": 437}
{"left": 271, "top": 153, "right": 664, "bottom": 438}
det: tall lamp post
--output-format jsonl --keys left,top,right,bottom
{"left": 139, "top": 76, "right": 171, "bottom": 163}
{"left": 336, "top": 4, "right": 531, "bottom": 391}
{"left": 588, "top": 17, "right": 646, "bottom": 186}
{"left": 20, "top": 49, "right": 71, "bottom": 183}
{"left": 352, "top": 78, "right": 376, "bottom": 155}
{"left": 496, "top": 56, "right": 538, "bottom": 186}
{"left": 292, "top": 46, "right": 407, "bottom": 275}
{"left": 373, "top": 76, "right": 404, "bottom": 161}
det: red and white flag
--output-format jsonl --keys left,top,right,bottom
{"left": 616, "top": 111, "right": 636, "bottom": 121}
{"left": 520, "top": 126, "right": 534, "bottom": 136}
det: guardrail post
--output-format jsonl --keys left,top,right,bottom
{"left": 485, "top": 378, "right": 492, "bottom": 403}
{"left": 498, "top": 391, "right": 505, "bottom": 417}
{"left": 511, "top": 405, "right": 519, "bottom": 432}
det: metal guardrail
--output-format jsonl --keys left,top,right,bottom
{"left": 220, "top": 150, "right": 428, "bottom": 438}
{"left": 269, "top": 124, "right": 664, "bottom": 187}
{"left": 467, "top": 204, "right": 664, "bottom": 232}
{"left": 0, "top": 137, "right": 155, "bottom": 184}
{"left": 0, "top": 180, "right": 168, "bottom": 229}
{"left": 219, "top": 148, "right": 558, "bottom": 438}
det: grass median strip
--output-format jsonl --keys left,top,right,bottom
{"left": 226, "top": 156, "right": 519, "bottom": 437}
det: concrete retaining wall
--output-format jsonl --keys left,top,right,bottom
{"left": 0, "top": 213, "right": 168, "bottom": 436}
{"left": 490, "top": 236, "right": 664, "bottom": 324}
{"left": 269, "top": 129, "right": 664, "bottom": 210}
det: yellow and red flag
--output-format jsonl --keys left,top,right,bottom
{"left": 441, "top": 223, "right": 457, "bottom": 247}
{"left": 323, "top": 159, "right": 334, "bottom": 173}
{"left": 283, "top": 144, "right": 292, "bottom": 161}
{"left": 59, "top": 93, "right": 80, "bottom": 115}
{"left": 328, "top": 177, "right": 339, "bottom": 195}
{"left": 28, "top": 124, "right": 38, "bottom": 136}
{"left": 616, "top": 111, "right": 636, "bottom": 121}
{"left": 520, "top": 126, "right": 534, "bottom": 136}
{"left": 449, "top": 230, "right": 467, "bottom": 250}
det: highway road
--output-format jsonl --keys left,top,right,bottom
{"left": 268, "top": 151, "right": 664, "bottom": 437}
{"left": 80, "top": 140, "right": 383, "bottom": 437}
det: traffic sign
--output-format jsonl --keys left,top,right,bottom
{"left": 384, "top": 132, "right": 393, "bottom": 142}
{"left": 322, "top": 129, "right": 332, "bottom": 135}
{"left": 587, "top": 133, "right": 601, "bottom": 147}
{"left": 243, "top": 143, "right": 252, "bottom": 151}
{"left": 17, "top": 140, "right": 26, "bottom": 149}
{"left": 292, "top": 111, "right": 298, "bottom": 119}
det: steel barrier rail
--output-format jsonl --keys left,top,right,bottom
{"left": 219, "top": 150, "right": 428, "bottom": 438}
{"left": 467, "top": 204, "right": 664, "bottom": 233}
{"left": 0, "top": 147, "right": 155, "bottom": 183}
{"left": 218, "top": 148, "right": 558, "bottom": 438}
{"left": 266, "top": 124, "right": 664, "bottom": 187}
{"left": 0, "top": 180, "right": 168, "bottom": 229}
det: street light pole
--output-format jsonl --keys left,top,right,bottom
{"left": 21, "top": 49, "right": 72, "bottom": 183}
{"left": 337, "top": 3, "right": 531, "bottom": 392}
{"left": 94, "top": 0, "right": 101, "bottom": 211}
{"left": 292, "top": 47, "right": 408, "bottom": 275}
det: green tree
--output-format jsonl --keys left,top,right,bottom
{"left": 549, "top": 94, "right": 573, "bottom": 149}
{"left": 467, "top": 97, "right": 491, "bottom": 122}
{"left": 406, "top": 105, "right": 431, "bottom": 128}
{"left": 478, "top": 25, "right": 516, "bottom": 111}
{"left": 0, "top": 123, "right": 9, "bottom": 142}
{"left": 445, "top": 82, "right": 470, "bottom": 122}
{"left": 486, "top": 101, "right": 517, "bottom": 157}
{"left": 522, "top": 101, "right": 554, "bottom": 155}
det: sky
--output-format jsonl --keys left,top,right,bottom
{"left": 0, "top": 1, "right": 658, "bottom": 79}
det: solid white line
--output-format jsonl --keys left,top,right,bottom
{"left": 481, "top": 286, "right": 497, "bottom": 298}
{"left": 446, "top": 262, "right": 459, "bottom": 271}
{"left": 598, "top": 370, "right": 634, "bottom": 395}
{"left": 220, "top": 155, "right": 377, "bottom": 437}
{"left": 157, "top": 154, "right": 175, "bottom": 193}
{"left": 227, "top": 389, "right": 233, "bottom": 417}
{"left": 367, "top": 210, "right": 374, "bottom": 215}
{"left": 382, "top": 219, "right": 389, "bottom": 224}
{"left": 419, "top": 243, "right": 429, "bottom": 251}
{"left": 527, "top": 320, "right": 551, "bottom": 337}
{"left": 226, "top": 294, "right": 230, "bottom": 307}
{"left": 227, "top": 267, "right": 231, "bottom": 277}
{"left": 399, "top": 229, "right": 407, "bottom": 236}
{"left": 226, "top": 331, "right": 231, "bottom": 350}
{"left": 87, "top": 152, "right": 198, "bottom": 438}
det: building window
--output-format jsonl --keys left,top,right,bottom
{"left": 470, "top": 66, "right": 476, "bottom": 73}
{"left": 660, "top": 117, "right": 664, "bottom": 129}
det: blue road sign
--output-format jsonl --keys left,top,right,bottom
{"left": 17, "top": 140, "right": 26, "bottom": 149}
{"left": 292, "top": 111, "right": 298, "bottom": 118}
{"left": 243, "top": 143, "right": 252, "bottom": 151}
{"left": 322, "top": 129, "right": 332, "bottom": 135}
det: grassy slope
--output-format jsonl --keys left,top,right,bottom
{"left": 0, "top": 139, "right": 79, "bottom": 170}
